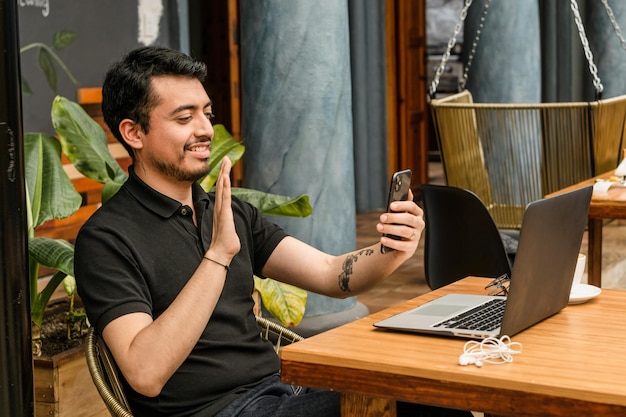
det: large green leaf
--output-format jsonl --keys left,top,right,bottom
{"left": 23, "top": 132, "right": 82, "bottom": 230}
{"left": 232, "top": 188, "right": 312, "bottom": 217}
{"left": 52, "top": 95, "right": 127, "bottom": 185}
{"left": 199, "top": 124, "right": 245, "bottom": 190}
{"left": 28, "top": 237, "right": 75, "bottom": 277}
{"left": 28, "top": 237, "right": 74, "bottom": 328}
{"left": 200, "top": 125, "right": 312, "bottom": 218}
{"left": 253, "top": 277, "right": 307, "bottom": 326}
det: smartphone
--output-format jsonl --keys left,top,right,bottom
{"left": 381, "top": 169, "right": 412, "bottom": 254}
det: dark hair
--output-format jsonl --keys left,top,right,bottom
{"left": 102, "top": 46, "right": 208, "bottom": 159}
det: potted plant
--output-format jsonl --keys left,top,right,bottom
{"left": 24, "top": 130, "right": 104, "bottom": 416}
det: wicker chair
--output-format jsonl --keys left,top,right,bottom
{"left": 85, "top": 316, "right": 303, "bottom": 417}
{"left": 430, "top": 90, "right": 626, "bottom": 230}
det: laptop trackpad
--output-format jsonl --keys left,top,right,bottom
{"left": 411, "top": 303, "right": 466, "bottom": 317}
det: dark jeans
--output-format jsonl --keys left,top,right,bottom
{"left": 214, "top": 374, "right": 340, "bottom": 417}
{"left": 215, "top": 374, "right": 473, "bottom": 417}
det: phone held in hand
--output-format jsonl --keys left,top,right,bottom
{"left": 381, "top": 169, "right": 412, "bottom": 254}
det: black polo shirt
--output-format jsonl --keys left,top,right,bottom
{"left": 75, "top": 167, "right": 289, "bottom": 417}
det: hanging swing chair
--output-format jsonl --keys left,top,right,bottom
{"left": 430, "top": 0, "right": 626, "bottom": 230}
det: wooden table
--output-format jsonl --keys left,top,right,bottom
{"left": 280, "top": 277, "right": 626, "bottom": 417}
{"left": 546, "top": 170, "right": 626, "bottom": 287}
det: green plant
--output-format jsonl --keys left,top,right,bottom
{"left": 20, "top": 31, "right": 80, "bottom": 95}
{"left": 26, "top": 97, "right": 310, "bottom": 353}
{"left": 25, "top": 129, "right": 82, "bottom": 355}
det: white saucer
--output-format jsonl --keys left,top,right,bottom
{"left": 569, "top": 284, "right": 601, "bottom": 305}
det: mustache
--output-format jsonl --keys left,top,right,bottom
{"left": 185, "top": 137, "right": 212, "bottom": 150}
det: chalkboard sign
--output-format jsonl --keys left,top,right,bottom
{"left": 18, "top": 0, "right": 181, "bottom": 134}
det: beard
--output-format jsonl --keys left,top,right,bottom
{"left": 150, "top": 155, "right": 210, "bottom": 183}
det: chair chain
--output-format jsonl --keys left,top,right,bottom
{"left": 601, "top": 0, "right": 626, "bottom": 51}
{"left": 570, "top": 0, "right": 604, "bottom": 98}
{"left": 458, "top": 0, "right": 491, "bottom": 92}
{"left": 429, "top": 0, "right": 475, "bottom": 98}
{"left": 432, "top": 0, "right": 607, "bottom": 99}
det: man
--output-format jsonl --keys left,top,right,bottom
{"left": 75, "top": 46, "right": 467, "bottom": 417}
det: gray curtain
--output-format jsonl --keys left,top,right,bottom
{"left": 464, "top": 0, "right": 541, "bottom": 103}
{"left": 540, "top": 0, "right": 626, "bottom": 102}
{"left": 348, "top": 0, "right": 388, "bottom": 211}
{"left": 540, "top": 0, "right": 588, "bottom": 102}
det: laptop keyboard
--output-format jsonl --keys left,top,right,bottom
{"left": 433, "top": 298, "right": 506, "bottom": 331}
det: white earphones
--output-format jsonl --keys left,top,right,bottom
{"left": 458, "top": 336, "right": 522, "bottom": 367}
{"left": 458, "top": 352, "right": 484, "bottom": 367}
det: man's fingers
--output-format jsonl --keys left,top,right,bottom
{"left": 215, "top": 157, "right": 232, "bottom": 210}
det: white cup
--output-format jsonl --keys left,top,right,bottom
{"left": 572, "top": 253, "right": 586, "bottom": 288}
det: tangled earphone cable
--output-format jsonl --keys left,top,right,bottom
{"left": 458, "top": 335, "right": 522, "bottom": 367}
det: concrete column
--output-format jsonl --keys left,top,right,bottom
{"left": 239, "top": 0, "right": 367, "bottom": 330}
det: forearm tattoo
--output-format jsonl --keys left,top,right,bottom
{"left": 338, "top": 248, "right": 374, "bottom": 292}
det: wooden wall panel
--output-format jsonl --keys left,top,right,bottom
{"left": 385, "top": 0, "right": 429, "bottom": 188}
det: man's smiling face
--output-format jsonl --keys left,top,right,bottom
{"left": 136, "top": 75, "right": 215, "bottom": 184}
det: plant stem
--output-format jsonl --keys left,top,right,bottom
{"left": 20, "top": 42, "right": 80, "bottom": 85}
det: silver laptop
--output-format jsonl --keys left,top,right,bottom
{"left": 374, "top": 186, "right": 592, "bottom": 339}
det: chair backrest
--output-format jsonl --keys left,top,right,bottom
{"left": 421, "top": 184, "right": 512, "bottom": 290}
{"left": 430, "top": 90, "right": 626, "bottom": 229}
{"left": 85, "top": 327, "right": 133, "bottom": 417}
{"left": 255, "top": 315, "right": 304, "bottom": 351}
{"left": 85, "top": 316, "right": 303, "bottom": 417}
